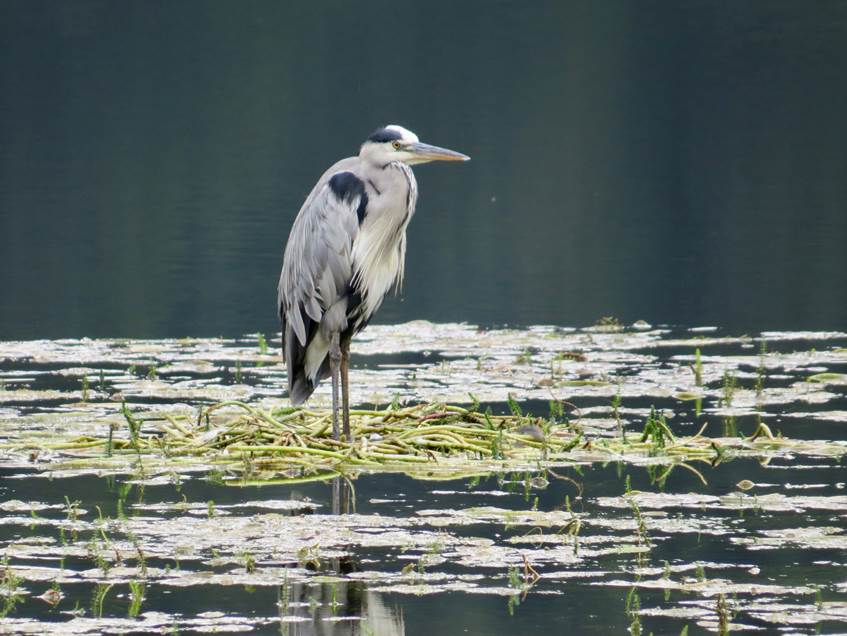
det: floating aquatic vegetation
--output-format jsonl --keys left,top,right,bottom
{"left": 2, "top": 397, "right": 844, "bottom": 484}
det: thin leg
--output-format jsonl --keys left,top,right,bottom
{"left": 341, "top": 339, "right": 352, "bottom": 441}
{"left": 329, "top": 332, "right": 342, "bottom": 440}
{"left": 331, "top": 476, "right": 341, "bottom": 515}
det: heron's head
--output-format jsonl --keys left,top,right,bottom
{"left": 360, "top": 125, "right": 470, "bottom": 166}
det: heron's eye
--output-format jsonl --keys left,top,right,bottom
{"left": 391, "top": 141, "right": 402, "bottom": 150}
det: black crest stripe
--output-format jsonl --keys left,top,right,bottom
{"left": 367, "top": 127, "right": 403, "bottom": 143}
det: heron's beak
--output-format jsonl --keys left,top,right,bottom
{"left": 408, "top": 142, "right": 470, "bottom": 162}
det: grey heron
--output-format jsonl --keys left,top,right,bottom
{"left": 277, "top": 125, "right": 470, "bottom": 440}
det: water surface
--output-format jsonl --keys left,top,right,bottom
{"left": 1, "top": 2, "right": 846, "bottom": 338}
{"left": 0, "top": 324, "right": 845, "bottom": 633}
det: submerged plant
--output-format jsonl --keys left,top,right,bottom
{"left": 505, "top": 556, "right": 539, "bottom": 616}
{"left": 0, "top": 557, "right": 24, "bottom": 618}
{"left": 625, "top": 585, "right": 642, "bottom": 636}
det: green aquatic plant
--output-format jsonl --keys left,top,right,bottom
{"left": 625, "top": 585, "right": 642, "bottom": 636}
{"left": 629, "top": 496, "right": 650, "bottom": 563}
{"left": 722, "top": 416, "right": 737, "bottom": 438}
{"left": 507, "top": 393, "right": 522, "bottom": 417}
{"left": 121, "top": 401, "right": 141, "bottom": 449}
{"left": 806, "top": 372, "right": 847, "bottom": 383}
{"left": 595, "top": 315, "right": 622, "bottom": 329}
{"left": 62, "top": 497, "right": 81, "bottom": 546}
{"left": 87, "top": 535, "right": 111, "bottom": 576}
{"left": 716, "top": 593, "right": 730, "bottom": 635}
{"left": 662, "top": 560, "right": 672, "bottom": 602}
{"left": 90, "top": 582, "right": 113, "bottom": 619}
{"left": 257, "top": 332, "right": 269, "bottom": 355}
{"left": 329, "top": 582, "right": 338, "bottom": 615}
{"left": 0, "top": 557, "right": 24, "bottom": 618}
{"left": 127, "top": 580, "right": 145, "bottom": 618}
{"left": 720, "top": 370, "right": 739, "bottom": 437}
{"left": 721, "top": 371, "right": 737, "bottom": 407}
{"left": 278, "top": 574, "right": 290, "bottom": 635}
{"left": 515, "top": 348, "right": 534, "bottom": 365}
{"left": 506, "top": 556, "right": 539, "bottom": 616}
{"left": 507, "top": 564, "right": 521, "bottom": 588}
{"left": 639, "top": 407, "right": 674, "bottom": 452}
{"left": 548, "top": 399, "right": 565, "bottom": 422}
{"left": 240, "top": 551, "right": 257, "bottom": 574}
{"left": 6, "top": 393, "right": 845, "bottom": 485}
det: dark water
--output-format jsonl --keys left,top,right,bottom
{"left": 1, "top": 1, "right": 846, "bottom": 340}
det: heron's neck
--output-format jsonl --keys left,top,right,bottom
{"left": 351, "top": 161, "right": 418, "bottom": 316}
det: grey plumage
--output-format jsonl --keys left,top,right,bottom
{"left": 278, "top": 161, "right": 360, "bottom": 404}
{"left": 277, "top": 125, "right": 469, "bottom": 438}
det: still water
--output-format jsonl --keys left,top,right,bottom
{"left": 1, "top": 1, "right": 846, "bottom": 340}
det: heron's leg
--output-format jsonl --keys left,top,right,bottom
{"left": 329, "top": 331, "right": 342, "bottom": 441}
{"left": 340, "top": 339, "right": 352, "bottom": 441}
{"left": 331, "top": 477, "right": 341, "bottom": 515}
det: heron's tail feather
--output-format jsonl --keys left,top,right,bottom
{"left": 288, "top": 374, "right": 314, "bottom": 405}
{"left": 283, "top": 323, "right": 331, "bottom": 405}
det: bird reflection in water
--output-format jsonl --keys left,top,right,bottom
{"left": 277, "top": 477, "right": 404, "bottom": 635}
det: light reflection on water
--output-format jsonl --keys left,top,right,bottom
{"left": 0, "top": 325, "right": 845, "bottom": 633}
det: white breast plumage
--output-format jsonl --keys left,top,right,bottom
{"left": 350, "top": 162, "right": 418, "bottom": 321}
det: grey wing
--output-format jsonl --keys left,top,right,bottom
{"left": 278, "top": 173, "right": 363, "bottom": 404}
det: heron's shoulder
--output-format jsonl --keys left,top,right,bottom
{"left": 317, "top": 157, "right": 361, "bottom": 184}
{"left": 327, "top": 171, "right": 366, "bottom": 204}
{"left": 294, "top": 158, "right": 369, "bottom": 227}
{"left": 295, "top": 157, "right": 362, "bottom": 216}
